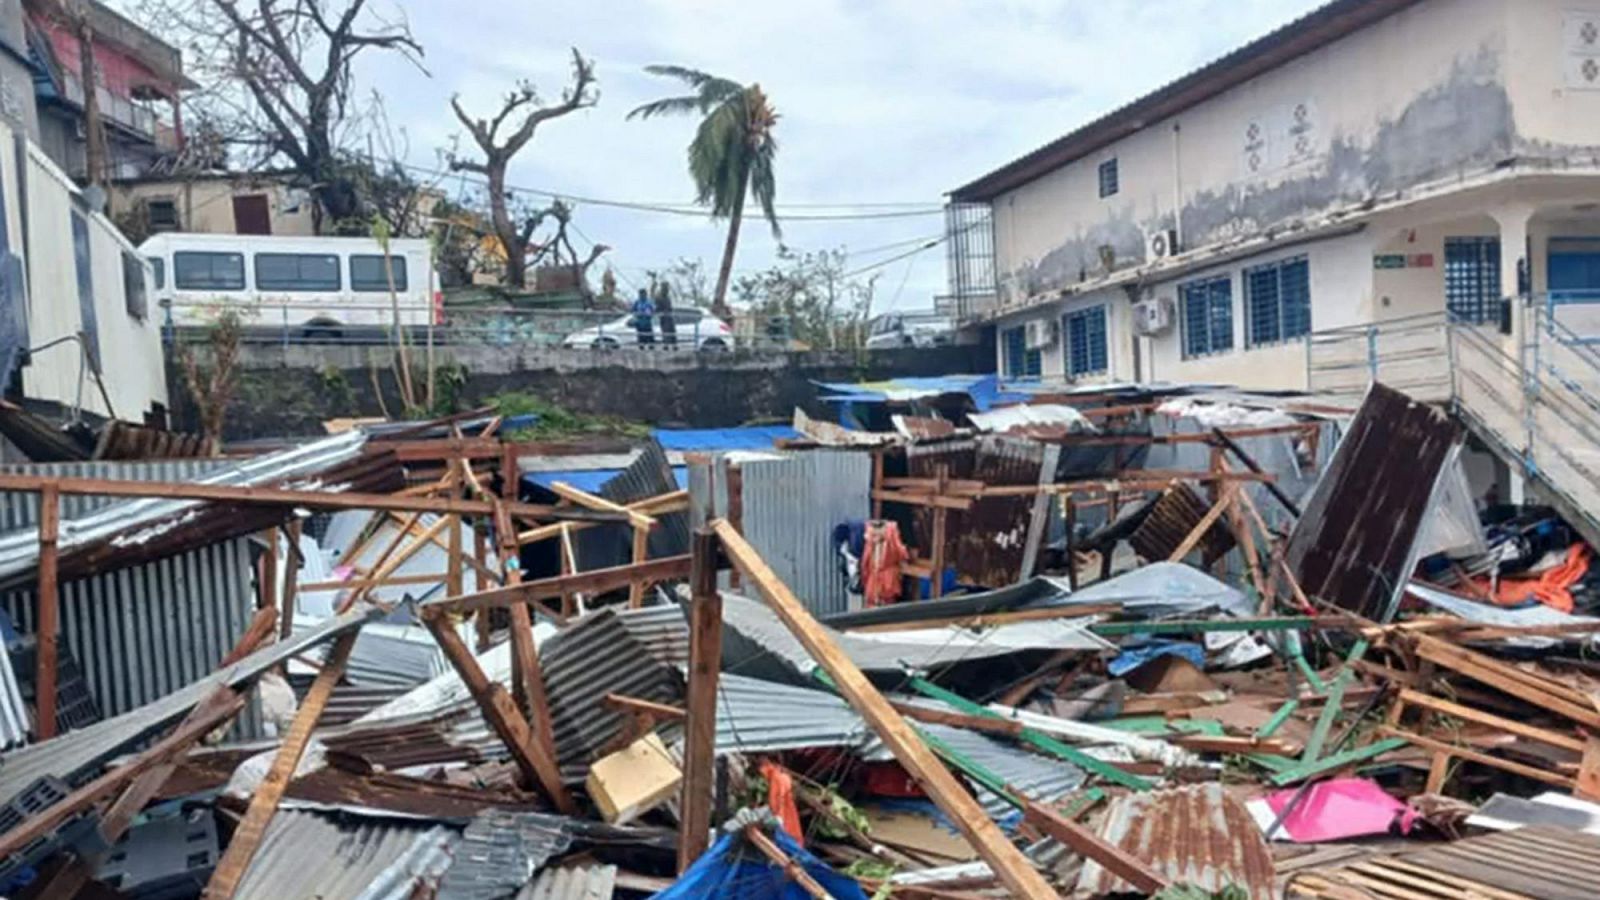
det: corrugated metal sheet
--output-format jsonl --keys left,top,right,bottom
{"left": 1127, "top": 482, "right": 1234, "bottom": 564}
{"left": 0, "top": 431, "right": 372, "bottom": 581}
{"left": 233, "top": 810, "right": 456, "bottom": 900}
{"left": 0, "top": 537, "right": 258, "bottom": 724}
{"left": 0, "top": 639, "right": 23, "bottom": 748}
{"left": 906, "top": 435, "right": 1048, "bottom": 588}
{"left": 519, "top": 864, "right": 616, "bottom": 900}
{"left": 576, "top": 440, "right": 688, "bottom": 573}
{"left": 542, "top": 608, "right": 684, "bottom": 781}
{"left": 0, "top": 459, "right": 233, "bottom": 528}
{"left": 0, "top": 606, "right": 380, "bottom": 806}
{"left": 1286, "top": 383, "right": 1461, "bottom": 621}
{"left": 613, "top": 604, "right": 689, "bottom": 667}
{"left": 437, "top": 809, "right": 573, "bottom": 900}
{"left": 860, "top": 722, "right": 1085, "bottom": 819}
{"left": 1076, "top": 783, "right": 1275, "bottom": 900}
{"left": 711, "top": 672, "right": 867, "bottom": 755}
{"left": 738, "top": 450, "right": 871, "bottom": 617}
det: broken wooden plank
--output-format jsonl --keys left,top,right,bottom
{"left": 1021, "top": 797, "right": 1168, "bottom": 894}
{"left": 422, "top": 614, "right": 575, "bottom": 813}
{"left": 35, "top": 481, "right": 60, "bottom": 740}
{"left": 711, "top": 518, "right": 1058, "bottom": 900}
{"left": 0, "top": 686, "right": 244, "bottom": 862}
{"left": 422, "top": 555, "right": 692, "bottom": 617}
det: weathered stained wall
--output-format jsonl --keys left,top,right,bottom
{"left": 991, "top": 0, "right": 1525, "bottom": 303}
{"left": 166, "top": 342, "right": 997, "bottom": 440}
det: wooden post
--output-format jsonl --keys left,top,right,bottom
{"left": 1064, "top": 495, "right": 1077, "bottom": 591}
{"left": 710, "top": 519, "right": 1056, "bottom": 900}
{"left": 726, "top": 465, "right": 744, "bottom": 591}
{"left": 558, "top": 523, "right": 576, "bottom": 618}
{"left": 629, "top": 522, "right": 650, "bottom": 608}
{"left": 423, "top": 613, "right": 574, "bottom": 812}
{"left": 36, "top": 482, "right": 60, "bottom": 740}
{"left": 473, "top": 524, "right": 491, "bottom": 650}
{"left": 871, "top": 450, "right": 885, "bottom": 520}
{"left": 447, "top": 513, "right": 464, "bottom": 599}
{"left": 1022, "top": 798, "right": 1168, "bottom": 894}
{"left": 204, "top": 632, "right": 360, "bottom": 900}
{"left": 279, "top": 520, "right": 301, "bottom": 640}
{"left": 678, "top": 529, "right": 723, "bottom": 873}
{"left": 929, "top": 464, "right": 949, "bottom": 599}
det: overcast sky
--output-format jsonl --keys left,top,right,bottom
{"left": 343, "top": 0, "right": 1326, "bottom": 311}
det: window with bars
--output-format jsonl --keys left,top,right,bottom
{"left": 1064, "top": 305, "right": 1108, "bottom": 376}
{"left": 1443, "top": 236, "right": 1500, "bottom": 323}
{"left": 1097, "top": 159, "right": 1119, "bottom": 198}
{"left": 1180, "top": 276, "right": 1233, "bottom": 358}
{"left": 1244, "top": 255, "right": 1310, "bottom": 346}
{"left": 1002, "top": 325, "right": 1042, "bottom": 379}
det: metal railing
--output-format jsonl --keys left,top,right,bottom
{"left": 161, "top": 300, "right": 789, "bottom": 351}
{"left": 1305, "top": 298, "right": 1600, "bottom": 544}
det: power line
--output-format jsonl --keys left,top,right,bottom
{"left": 401, "top": 161, "right": 944, "bottom": 222}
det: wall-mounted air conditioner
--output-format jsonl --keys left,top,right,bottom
{"left": 1025, "top": 318, "right": 1057, "bottom": 349}
{"left": 1134, "top": 296, "right": 1174, "bottom": 336}
{"left": 1145, "top": 227, "right": 1179, "bottom": 262}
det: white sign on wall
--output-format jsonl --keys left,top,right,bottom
{"left": 1241, "top": 100, "right": 1320, "bottom": 178}
{"left": 1564, "top": 10, "right": 1600, "bottom": 90}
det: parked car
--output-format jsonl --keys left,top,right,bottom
{"left": 865, "top": 312, "right": 955, "bottom": 349}
{"left": 562, "top": 308, "right": 734, "bottom": 350}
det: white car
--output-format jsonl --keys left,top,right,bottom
{"left": 865, "top": 312, "right": 955, "bottom": 349}
{"left": 562, "top": 309, "right": 734, "bottom": 350}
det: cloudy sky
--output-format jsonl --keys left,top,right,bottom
{"left": 345, "top": 0, "right": 1325, "bottom": 311}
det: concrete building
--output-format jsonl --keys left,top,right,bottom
{"left": 945, "top": 0, "right": 1600, "bottom": 390}
{"left": 110, "top": 171, "right": 317, "bottom": 239}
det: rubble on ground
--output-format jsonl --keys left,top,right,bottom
{"left": 0, "top": 382, "right": 1596, "bottom": 899}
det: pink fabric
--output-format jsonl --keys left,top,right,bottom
{"left": 1263, "top": 778, "right": 1416, "bottom": 842}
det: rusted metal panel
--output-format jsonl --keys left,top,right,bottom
{"left": 1285, "top": 382, "right": 1461, "bottom": 621}
{"left": 1128, "top": 482, "right": 1234, "bottom": 564}
{"left": 1287, "top": 826, "right": 1600, "bottom": 900}
{"left": 1077, "top": 783, "right": 1274, "bottom": 900}
{"left": 905, "top": 435, "right": 1047, "bottom": 588}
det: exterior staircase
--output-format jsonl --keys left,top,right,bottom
{"left": 1306, "top": 303, "right": 1600, "bottom": 549}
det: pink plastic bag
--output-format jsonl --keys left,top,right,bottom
{"left": 1262, "top": 778, "right": 1416, "bottom": 842}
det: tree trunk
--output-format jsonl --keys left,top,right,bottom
{"left": 486, "top": 166, "right": 526, "bottom": 289}
{"left": 711, "top": 174, "right": 747, "bottom": 319}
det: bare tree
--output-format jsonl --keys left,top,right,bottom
{"left": 139, "top": 0, "right": 426, "bottom": 229}
{"left": 449, "top": 49, "right": 597, "bottom": 290}
{"left": 177, "top": 309, "right": 243, "bottom": 446}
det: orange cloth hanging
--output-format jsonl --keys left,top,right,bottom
{"left": 861, "top": 520, "right": 908, "bottom": 607}
{"left": 759, "top": 760, "right": 803, "bottom": 844}
{"left": 1475, "top": 543, "right": 1592, "bottom": 613}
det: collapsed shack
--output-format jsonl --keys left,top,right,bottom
{"left": 0, "top": 382, "right": 1594, "bottom": 898}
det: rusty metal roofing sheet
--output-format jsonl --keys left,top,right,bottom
{"left": 1285, "top": 382, "right": 1461, "bottom": 621}
{"left": 906, "top": 435, "right": 1048, "bottom": 588}
{"left": 1076, "top": 783, "right": 1274, "bottom": 900}
{"left": 233, "top": 810, "right": 456, "bottom": 900}
{"left": 519, "top": 864, "right": 616, "bottom": 900}
{"left": 1127, "top": 482, "right": 1235, "bottom": 565}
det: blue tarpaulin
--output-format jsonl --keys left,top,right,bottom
{"left": 652, "top": 425, "right": 798, "bottom": 451}
{"left": 653, "top": 827, "right": 868, "bottom": 900}
{"left": 812, "top": 374, "right": 1034, "bottom": 412}
{"left": 1107, "top": 639, "right": 1207, "bottom": 677}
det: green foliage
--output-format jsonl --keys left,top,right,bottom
{"left": 843, "top": 858, "right": 896, "bottom": 882}
{"left": 1154, "top": 884, "right": 1250, "bottom": 900}
{"left": 429, "top": 363, "right": 470, "bottom": 415}
{"left": 317, "top": 364, "right": 356, "bottom": 413}
{"left": 734, "top": 245, "right": 877, "bottom": 350}
{"left": 486, "top": 390, "right": 649, "bottom": 440}
{"left": 811, "top": 784, "right": 871, "bottom": 841}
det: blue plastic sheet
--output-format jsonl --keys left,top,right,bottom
{"left": 652, "top": 828, "right": 868, "bottom": 899}
{"left": 1107, "top": 639, "right": 1206, "bottom": 677}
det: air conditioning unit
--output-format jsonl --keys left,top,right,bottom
{"left": 1146, "top": 227, "right": 1180, "bottom": 262}
{"left": 1134, "top": 296, "right": 1174, "bottom": 336}
{"left": 1025, "top": 318, "right": 1057, "bottom": 349}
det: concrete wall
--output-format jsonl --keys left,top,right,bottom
{"left": 990, "top": 0, "right": 1534, "bottom": 304}
{"left": 166, "top": 342, "right": 997, "bottom": 440}
{"left": 110, "top": 177, "right": 317, "bottom": 237}
{"left": 0, "top": 1, "right": 37, "bottom": 141}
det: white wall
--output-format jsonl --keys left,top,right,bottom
{"left": 991, "top": 0, "right": 1518, "bottom": 305}
{"left": 21, "top": 139, "right": 165, "bottom": 420}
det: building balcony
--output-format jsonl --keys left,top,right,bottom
{"left": 59, "top": 69, "right": 164, "bottom": 144}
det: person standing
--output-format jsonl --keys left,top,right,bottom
{"left": 631, "top": 288, "right": 656, "bottom": 346}
{"left": 654, "top": 280, "right": 678, "bottom": 348}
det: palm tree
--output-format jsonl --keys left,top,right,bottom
{"left": 629, "top": 66, "right": 779, "bottom": 317}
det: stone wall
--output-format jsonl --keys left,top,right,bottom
{"left": 168, "top": 341, "right": 996, "bottom": 440}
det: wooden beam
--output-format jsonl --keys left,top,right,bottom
{"left": 548, "top": 481, "right": 656, "bottom": 530}
{"left": 422, "top": 555, "right": 693, "bottom": 617}
{"left": 889, "top": 701, "right": 1025, "bottom": 737}
{"left": 603, "top": 693, "right": 686, "bottom": 721}
{"left": 1167, "top": 484, "right": 1235, "bottom": 562}
{"left": 1021, "top": 797, "right": 1168, "bottom": 894}
{"left": 1380, "top": 726, "right": 1575, "bottom": 789}
{"left": 258, "top": 528, "right": 279, "bottom": 611}
{"left": 845, "top": 603, "right": 1121, "bottom": 634}
{"left": 422, "top": 614, "right": 575, "bottom": 812}
{"left": 710, "top": 518, "right": 1057, "bottom": 900}
{"left": 629, "top": 523, "right": 651, "bottom": 608}
{"left": 473, "top": 524, "right": 491, "bottom": 650}
{"left": 1211, "top": 427, "right": 1302, "bottom": 517}
{"left": 0, "top": 473, "right": 628, "bottom": 522}
{"left": 1395, "top": 688, "right": 1588, "bottom": 753}
{"left": 447, "top": 511, "right": 464, "bottom": 600}
{"left": 1413, "top": 635, "right": 1600, "bottom": 730}
{"left": 35, "top": 482, "right": 60, "bottom": 740}
{"left": 515, "top": 490, "right": 688, "bottom": 545}
{"left": 678, "top": 529, "right": 723, "bottom": 873}
{"left": 219, "top": 607, "right": 281, "bottom": 668}
{"left": 279, "top": 519, "right": 301, "bottom": 640}
{"left": 0, "top": 686, "right": 244, "bottom": 862}
{"left": 204, "top": 633, "right": 358, "bottom": 899}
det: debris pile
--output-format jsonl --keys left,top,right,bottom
{"left": 0, "top": 383, "right": 1595, "bottom": 899}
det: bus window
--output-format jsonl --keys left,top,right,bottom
{"left": 147, "top": 257, "right": 165, "bottom": 290}
{"left": 174, "top": 251, "right": 245, "bottom": 291}
{"left": 350, "top": 255, "right": 408, "bottom": 292}
{"left": 255, "top": 253, "right": 341, "bottom": 291}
